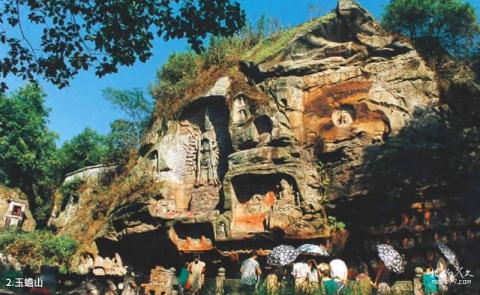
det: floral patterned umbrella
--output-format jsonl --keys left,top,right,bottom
{"left": 437, "top": 243, "right": 460, "bottom": 271}
{"left": 377, "top": 244, "right": 406, "bottom": 274}
{"left": 296, "top": 244, "right": 330, "bottom": 256}
{"left": 267, "top": 245, "right": 299, "bottom": 266}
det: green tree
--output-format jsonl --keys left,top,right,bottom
{"left": 102, "top": 88, "right": 152, "bottom": 140}
{"left": 0, "top": 0, "right": 245, "bottom": 91}
{"left": 57, "top": 128, "right": 109, "bottom": 176}
{"left": 102, "top": 88, "right": 153, "bottom": 163}
{"left": 0, "top": 84, "right": 59, "bottom": 223}
{"left": 382, "top": 0, "right": 480, "bottom": 56}
{"left": 106, "top": 119, "right": 139, "bottom": 164}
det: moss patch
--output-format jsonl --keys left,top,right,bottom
{"left": 244, "top": 12, "right": 336, "bottom": 64}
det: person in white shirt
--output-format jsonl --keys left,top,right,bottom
{"left": 292, "top": 259, "right": 310, "bottom": 294}
{"left": 306, "top": 259, "right": 321, "bottom": 292}
{"left": 329, "top": 258, "right": 348, "bottom": 292}
{"left": 189, "top": 255, "right": 206, "bottom": 294}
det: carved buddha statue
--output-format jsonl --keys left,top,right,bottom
{"left": 195, "top": 112, "right": 220, "bottom": 186}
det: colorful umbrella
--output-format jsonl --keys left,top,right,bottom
{"left": 296, "top": 244, "right": 330, "bottom": 256}
{"left": 377, "top": 244, "right": 406, "bottom": 274}
{"left": 437, "top": 243, "right": 460, "bottom": 271}
{"left": 267, "top": 245, "right": 299, "bottom": 266}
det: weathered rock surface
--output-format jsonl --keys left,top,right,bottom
{"left": 54, "top": 0, "right": 447, "bottom": 267}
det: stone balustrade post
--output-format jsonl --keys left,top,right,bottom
{"left": 215, "top": 267, "right": 226, "bottom": 295}
{"left": 413, "top": 267, "right": 425, "bottom": 295}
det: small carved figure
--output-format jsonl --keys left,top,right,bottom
{"left": 85, "top": 255, "right": 94, "bottom": 272}
{"left": 64, "top": 195, "right": 76, "bottom": 221}
{"left": 247, "top": 194, "right": 263, "bottom": 214}
{"left": 195, "top": 112, "right": 220, "bottom": 186}
{"left": 93, "top": 255, "right": 105, "bottom": 276}
{"left": 332, "top": 109, "right": 354, "bottom": 128}
{"left": 233, "top": 95, "right": 250, "bottom": 123}
{"left": 279, "top": 179, "right": 295, "bottom": 205}
{"left": 113, "top": 253, "right": 123, "bottom": 268}
{"left": 103, "top": 257, "right": 113, "bottom": 275}
{"left": 216, "top": 212, "right": 232, "bottom": 239}
{"left": 112, "top": 253, "right": 127, "bottom": 276}
{"left": 166, "top": 198, "right": 176, "bottom": 212}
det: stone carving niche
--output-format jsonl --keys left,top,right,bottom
{"left": 169, "top": 222, "right": 214, "bottom": 252}
{"left": 254, "top": 115, "right": 274, "bottom": 146}
{"left": 149, "top": 97, "right": 232, "bottom": 214}
{"left": 230, "top": 93, "right": 292, "bottom": 150}
{"left": 4, "top": 201, "right": 25, "bottom": 228}
{"left": 230, "top": 173, "right": 302, "bottom": 236}
{"left": 331, "top": 105, "right": 356, "bottom": 128}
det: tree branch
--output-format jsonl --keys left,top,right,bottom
{"left": 15, "top": 0, "right": 38, "bottom": 63}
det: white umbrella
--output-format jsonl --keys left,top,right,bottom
{"left": 377, "top": 244, "right": 406, "bottom": 274}
{"left": 437, "top": 243, "right": 460, "bottom": 271}
{"left": 296, "top": 244, "right": 330, "bottom": 256}
{"left": 267, "top": 245, "right": 299, "bottom": 266}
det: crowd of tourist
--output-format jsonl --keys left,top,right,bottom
{"left": 175, "top": 248, "right": 460, "bottom": 295}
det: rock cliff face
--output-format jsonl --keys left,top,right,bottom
{"left": 52, "top": 0, "right": 445, "bottom": 269}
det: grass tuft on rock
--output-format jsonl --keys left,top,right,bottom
{"left": 149, "top": 13, "right": 337, "bottom": 121}
{"left": 244, "top": 12, "right": 337, "bottom": 64}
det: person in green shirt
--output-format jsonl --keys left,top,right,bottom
{"left": 422, "top": 265, "right": 439, "bottom": 295}
{"left": 319, "top": 263, "right": 338, "bottom": 295}
{"left": 178, "top": 262, "right": 190, "bottom": 295}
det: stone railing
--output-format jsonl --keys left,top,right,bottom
{"left": 63, "top": 164, "right": 118, "bottom": 184}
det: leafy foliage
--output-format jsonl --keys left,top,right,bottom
{"left": 58, "top": 177, "right": 84, "bottom": 210}
{"left": 382, "top": 0, "right": 480, "bottom": 56}
{"left": 0, "top": 229, "right": 78, "bottom": 273}
{"left": 102, "top": 88, "right": 153, "bottom": 162}
{"left": 149, "top": 14, "right": 310, "bottom": 118}
{"left": 151, "top": 52, "right": 202, "bottom": 102}
{"left": 0, "top": 84, "right": 59, "bottom": 224}
{"left": 105, "top": 119, "right": 140, "bottom": 164}
{"left": 102, "top": 88, "right": 152, "bottom": 131}
{"left": 0, "top": 0, "right": 246, "bottom": 91}
{"left": 57, "top": 127, "right": 109, "bottom": 176}
{"left": 327, "top": 216, "right": 346, "bottom": 231}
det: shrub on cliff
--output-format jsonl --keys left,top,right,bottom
{"left": 0, "top": 229, "right": 78, "bottom": 273}
{"left": 151, "top": 52, "right": 201, "bottom": 102}
{"left": 150, "top": 13, "right": 336, "bottom": 119}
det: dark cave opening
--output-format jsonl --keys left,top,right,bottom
{"left": 254, "top": 115, "right": 273, "bottom": 136}
{"left": 231, "top": 173, "right": 298, "bottom": 204}
{"left": 96, "top": 231, "right": 183, "bottom": 273}
{"left": 173, "top": 222, "right": 214, "bottom": 240}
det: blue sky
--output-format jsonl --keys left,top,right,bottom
{"left": 2, "top": 0, "right": 479, "bottom": 145}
